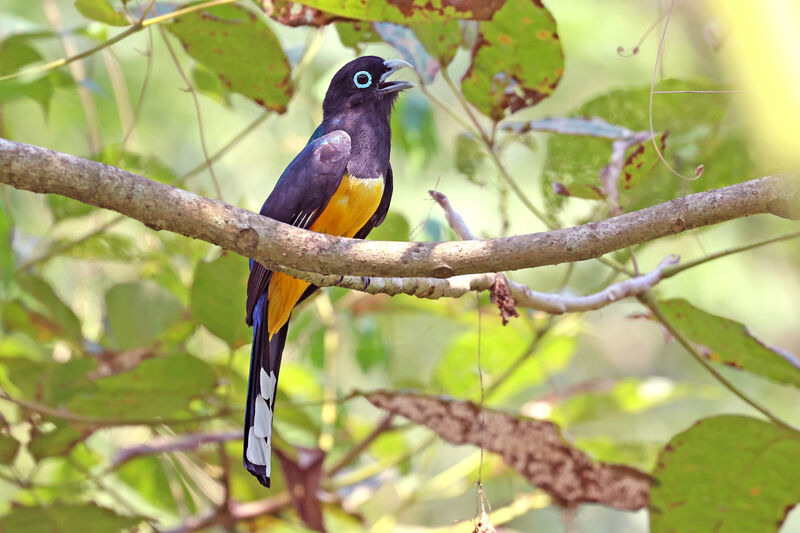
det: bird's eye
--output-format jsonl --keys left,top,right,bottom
{"left": 353, "top": 70, "right": 372, "bottom": 89}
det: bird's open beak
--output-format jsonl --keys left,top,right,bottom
{"left": 378, "top": 58, "right": 415, "bottom": 94}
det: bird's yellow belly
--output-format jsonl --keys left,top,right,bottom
{"left": 266, "top": 174, "right": 384, "bottom": 337}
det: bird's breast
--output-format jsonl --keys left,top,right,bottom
{"left": 266, "top": 173, "right": 384, "bottom": 337}
{"left": 309, "top": 173, "right": 384, "bottom": 236}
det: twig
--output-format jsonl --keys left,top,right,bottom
{"left": 0, "top": 391, "right": 227, "bottom": 427}
{"left": 327, "top": 414, "right": 394, "bottom": 477}
{"left": 111, "top": 431, "right": 240, "bottom": 469}
{"left": 648, "top": 0, "right": 703, "bottom": 181}
{"left": 661, "top": 230, "right": 800, "bottom": 279}
{"left": 159, "top": 27, "right": 224, "bottom": 201}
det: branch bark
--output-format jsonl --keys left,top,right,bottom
{"left": 2, "top": 138, "right": 798, "bottom": 280}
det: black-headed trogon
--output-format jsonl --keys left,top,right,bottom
{"left": 243, "top": 56, "right": 414, "bottom": 487}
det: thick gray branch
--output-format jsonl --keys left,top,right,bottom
{"left": 1, "top": 138, "right": 798, "bottom": 278}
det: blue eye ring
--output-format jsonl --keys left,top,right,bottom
{"left": 353, "top": 70, "right": 372, "bottom": 88}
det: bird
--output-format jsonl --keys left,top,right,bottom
{"left": 242, "top": 56, "right": 414, "bottom": 487}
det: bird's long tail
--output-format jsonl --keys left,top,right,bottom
{"left": 243, "top": 295, "right": 288, "bottom": 488}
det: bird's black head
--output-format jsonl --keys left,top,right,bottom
{"left": 322, "top": 56, "right": 414, "bottom": 119}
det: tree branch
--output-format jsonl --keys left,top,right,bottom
{"left": 2, "top": 138, "right": 798, "bottom": 280}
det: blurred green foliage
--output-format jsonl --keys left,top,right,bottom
{"left": 0, "top": 0, "right": 798, "bottom": 532}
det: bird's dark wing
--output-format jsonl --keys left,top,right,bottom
{"left": 245, "top": 131, "right": 351, "bottom": 325}
{"left": 353, "top": 163, "right": 394, "bottom": 239}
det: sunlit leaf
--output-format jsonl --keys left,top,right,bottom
{"left": 0, "top": 503, "right": 141, "bottom": 533}
{"left": 167, "top": 3, "right": 292, "bottom": 111}
{"left": 659, "top": 298, "right": 800, "bottom": 388}
{"left": 105, "top": 281, "right": 184, "bottom": 350}
{"left": 117, "top": 456, "right": 178, "bottom": 513}
{"left": 650, "top": 415, "right": 800, "bottom": 533}
{"left": 461, "top": 0, "right": 563, "bottom": 120}
{"left": 288, "top": 0, "right": 506, "bottom": 23}
{"left": 74, "top": 0, "right": 129, "bottom": 26}
{"left": 191, "top": 253, "right": 250, "bottom": 348}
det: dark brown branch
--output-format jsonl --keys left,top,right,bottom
{"left": 1, "top": 138, "right": 798, "bottom": 279}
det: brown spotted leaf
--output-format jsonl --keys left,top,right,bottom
{"left": 167, "top": 3, "right": 292, "bottom": 111}
{"left": 290, "top": 0, "right": 506, "bottom": 23}
{"left": 620, "top": 132, "right": 668, "bottom": 191}
{"left": 461, "top": 0, "right": 563, "bottom": 120}
{"left": 651, "top": 415, "right": 800, "bottom": 533}
{"left": 365, "top": 391, "right": 650, "bottom": 509}
{"left": 659, "top": 299, "right": 800, "bottom": 388}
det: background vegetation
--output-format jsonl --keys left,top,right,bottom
{"left": 0, "top": 0, "right": 799, "bottom": 531}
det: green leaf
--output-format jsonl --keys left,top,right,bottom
{"left": 16, "top": 273, "right": 82, "bottom": 344}
{"left": 435, "top": 323, "right": 574, "bottom": 403}
{"left": 367, "top": 212, "right": 409, "bottom": 242}
{"left": 454, "top": 131, "right": 487, "bottom": 183}
{"left": 46, "top": 194, "right": 95, "bottom": 221}
{"left": 0, "top": 434, "right": 19, "bottom": 465}
{"left": 105, "top": 281, "right": 184, "bottom": 349}
{"left": 53, "top": 233, "right": 139, "bottom": 262}
{"left": 191, "top": 253, "right": 250, "bottom": 348}
{"left": 0, "top": 203, "right": 13, "bottom": 285}
{"left": 461, "top": 0, "right": 563, "bottom": 120}
{"left": 548, "top": 377, "right": 696, "bottom": 428}
{"left": 67, "top": 354, "right": 216, "bottom": 420}
{"left": 74, "top": 0, "right": 129, "bottom": 26}
{"left": 117, "top": 456, "right": 178, "bottom": 513}
{"left": 650, "top": 415, "right": 800, "bottom": 533}
{"left": 167, "top": 3, "right": 292, "bottom": 112}
{"left": 288, "top": 0, "right": 506, "bottom": 23}
{"left": 0, "top": 36, "right": 42, "bottom": 75}
{"left": 335, "top": 21, "right": 381, "bottom": 51}
{"left": 2, "top": 299, "right": 63, "bottom": 342}
{"left": 659, "top": 298, "right": 800, "bottom": 388}
{"left": 413, "top": 20, "right": 460, "bottom": 67}
{"left": 353, "top": 316, "right": 388, "bottom": 372}
{"left": 28, "top": 420, "right": 87, "bottom": 461}
{"left": 95, "top": 146, "right": 179, "bottom": 185}
{"left": 191, "top": 63, "right": 232, "bottom": 107}
{"left": 391, "top": 94, "right": 438, "bottom": 162}
{"left": 0, "top": 503, "right": 141, "bottom": 533}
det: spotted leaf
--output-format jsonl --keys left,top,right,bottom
{"left": 167, "top": 3, "right": 292, "bottom": 111}
{"left": 651, "top": 415, "right": 800, "bottom": 533}
{"left": 461, "top": 0, "right": 563, "bottom": 120}
{"left": 659, "top": 298, "right": 800, "bottom": 388}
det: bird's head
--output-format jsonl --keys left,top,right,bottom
{"left": 322, "top": 56, "right": 415, "bottom": 119}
